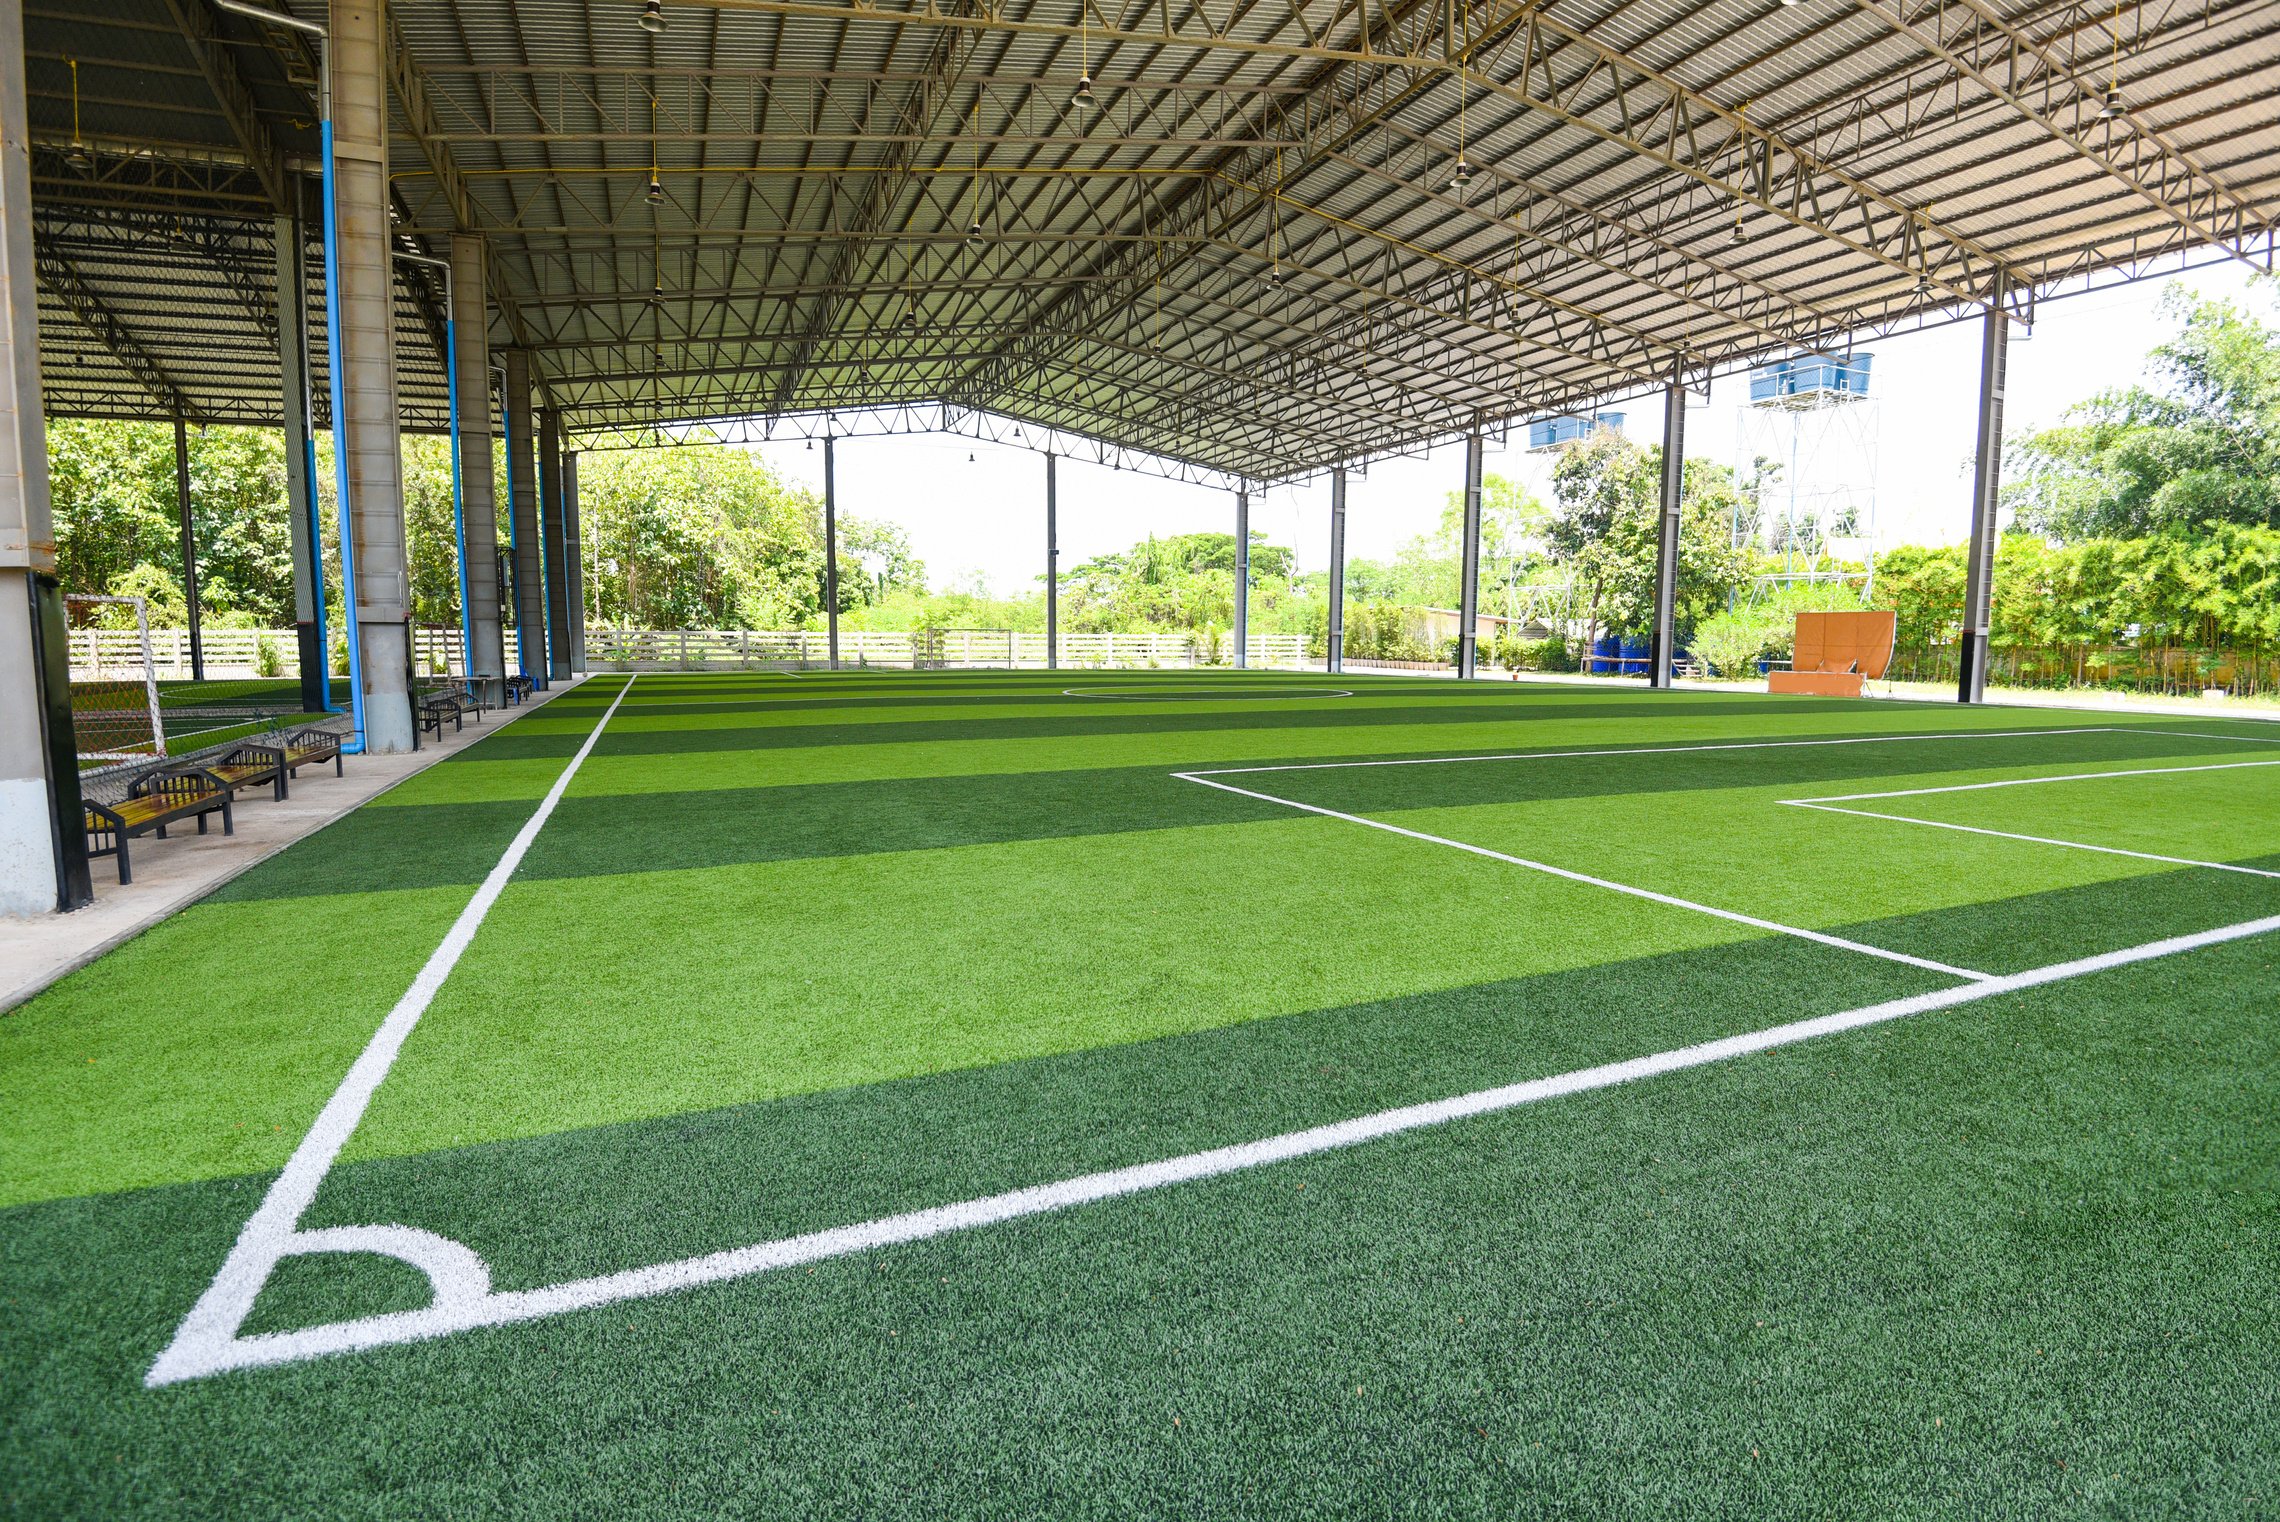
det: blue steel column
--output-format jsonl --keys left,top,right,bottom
{"left": 1648, "top": 375, "right": 1687, "bottom": 690}
{"left": 1327, "top": 466, "right": 1347, "bottom": 676}
{"left": 1958, "top": 274, "right": 2011, "bottom": 704}
{"left": 1457, "top": 430, "right": 1483, "bottom": 679}
{"left": 327, "top": 0, "right": 414, "bottom": 750}
{"left": 1233, "top": 486, "right": 1250, "bottom": 669}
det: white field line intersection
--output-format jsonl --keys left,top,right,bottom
{"left": 148, "top": 713, "right": 2278, "bottom": 1385}
{"left": 148, "top": 675, "right": 640, "bottom": 1388}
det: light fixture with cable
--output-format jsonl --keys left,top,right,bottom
{"left": 65, "top": 59, "right": 93, "bottom": 171}
{"left": 1447, "top": 18, "right": 1473, "bottom": 196}
{"left": 967, "top": 99, "right": 985, "bottom": 242}
{"left": 2096, "top": 0, "right": 2127, "bottom": 122}
{"left": 1072, "top": 3, "right": 1095, "bottom": 110}
{"left": 639, "top": 0, "right": 665, "bottom": 34}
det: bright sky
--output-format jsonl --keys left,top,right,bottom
{"left": 751, "top": 258, "right": 2270, "bottom": 595}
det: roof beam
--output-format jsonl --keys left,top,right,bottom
{"left": 1855, "top": 0, "right": 2270, "bottom": 263}
{"left": 154, "top": 0, "right": 293, "bottom": 212}
{"left": 33, "top": 233, "right": 199, "bottom": 419}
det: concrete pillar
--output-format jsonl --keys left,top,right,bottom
{"left": 276, "top": 202, "right": 326, "bottom": 712}
{"left": 823, "top": 435, "right": 839, "bottom": 665}
{"left": 1233, "top": 487, "right": 1249, "bottom": 669}
{"left": 1044, "top": 451, "right": 1058, "bottom": 671}
{"left": 1648, "top": 377, "right": 1687, "bottom": 690}
{"left": 0, "top": 0, "right": 91, "bottom": 913}
{"left": 1959, "top": 275, "right": 2011, "bottom": 704}
{"left": 538, "top": 408, "right": 571, "bottom": 682}
{"left": 564, "top": 450, "right": 585, "bottom": 674}
{"left": 1457, "top": 431, "right": 1483, "bottom": 679}
{"left": 1327, "top": 465, "right": 1346, "bottom": 676}
{"left": 502, "top": 348, "right": 545, "bottom": 684}
{"left": 173, "top": 416, "right": 204, "bottom": 681}
{"left": 328, "top": 0, "right": 413, "bottom": 750}
{"left": 451, "top": 234, "right": 505, "bottom": 704}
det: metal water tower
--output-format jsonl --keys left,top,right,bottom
{"left": 1735, "top": 352, "right": 1881, "bottom": 595}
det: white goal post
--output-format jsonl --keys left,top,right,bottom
{"left": 63, "top": 594, "right": 167, "bottom": 767}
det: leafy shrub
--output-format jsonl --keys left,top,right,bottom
{"left": 253, "top": 634, "right": 284, "bottom": 678}
{"left": 1689, "top": 609, "right": 1777, "bottom": 677}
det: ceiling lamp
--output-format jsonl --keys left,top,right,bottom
{"left": 639, "top": 0, "right": 665, "bottom": 34}
{"left": 2097, "top": 88, "right": 2126, "bottom": 121}
{"left": 968, "top": 218, "right": 984, "bottom": 243}
{"left": 1072, "top": 74, "right": 1095, "bottom": 111}
{"left": 1072, "top": 6, "right": 1096, "bottom": 111}
{"left": 64, "top": 60, "right": 92, "bottom": 171}
{"left": 1912, "top": 271, "right": 1932, "bottom": 298}
{"left": 652, "top": 279, "right": 665, "bottom": 301}
{"left": 646, "top": 176, "right": 664, "bottom": 205}
{"left": 1447, "top": 157, "right": 1474, "bottom": 194}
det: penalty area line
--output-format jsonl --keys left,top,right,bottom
{"left": 147, "top": 674, "right": 640, "bottom": 1389}
{"left": 1174, "top": 771, "right": 1990, "bottom": 981}
{"left": 160, "top": 908, "right": 2280, "bottom": 1382}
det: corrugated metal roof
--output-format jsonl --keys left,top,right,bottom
{"left": 23, "top": 0, "right": 2280, "bottom": 482}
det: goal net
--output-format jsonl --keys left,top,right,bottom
{"left": 64, "top": 594, "right": 167, "bottom": 772}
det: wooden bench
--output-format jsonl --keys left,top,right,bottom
{"left": 279, "top": 726, "right": 344, "bottom": 782}
{"left": 418, "top": 691, "right": 473, "bottom": 737}
{"left": 209, "top": 743, "right": 288, "bottom": 803}
{"left": 1768, "top": 611, "right": 1897, "bottom": 698}
{"left": 84, "top": 767, "right": 233, "bottom": 886}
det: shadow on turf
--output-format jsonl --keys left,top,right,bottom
{"left": 212, "top": 726, "right": 2275, "bottom": 903}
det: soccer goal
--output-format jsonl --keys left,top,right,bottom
{"left": 64, "top": 594, "right": 167, "bottom": 772}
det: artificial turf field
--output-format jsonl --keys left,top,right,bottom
{"left": 5, "top": 669, "right": 2278, "bottom": 1518}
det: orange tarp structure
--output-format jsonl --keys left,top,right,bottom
{"left": 1766, "top": 610, "right": 1896, "bottom": 698}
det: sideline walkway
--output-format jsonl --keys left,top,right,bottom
{"left": 0, "top": 680, "right": 587, "bottom": 1015}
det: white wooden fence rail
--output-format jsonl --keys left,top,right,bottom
{"left": 71, "top": 627, "right": 1313, "bottom": 679}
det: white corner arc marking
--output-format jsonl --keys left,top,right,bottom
{"left": 156, "top": 910, "right": 2280, "bottom": 1382}
{"left": 148, "top": 676, "right": 639, "bottom": 1389}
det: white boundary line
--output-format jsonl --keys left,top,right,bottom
{"left": 1062, "top": 685, "right": 1356, "bottom": 700}
{"left": 1783, "top": 757, "right": 2280, "bottom": 880}
{"left": 151, "top": 908, "right": 2280, "bottom": 1383}
{"left": 148, "top": 675, "right": 639, "bottom": 1388}
{"left": 1176, "top": 770, "right": 1991, "bottom": 980}
{"left": 146, "top": 704, "right": 2280, "bottom": 1385}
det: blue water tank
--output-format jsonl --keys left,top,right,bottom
{"left": 1749, "top": 352, "right": 1872, "bottom": 402}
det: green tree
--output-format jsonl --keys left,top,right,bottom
{"left": 2005, "top": 278, "right": 2280, "bottom": 540}
{"left": 1545, "top": 432, "right": 1755, "bottom": 641}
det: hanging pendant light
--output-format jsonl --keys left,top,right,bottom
{"left": 64, "top": 60, "right": 92, "bottom": 171}
{"left": 639, "top": 0, "right": 666, "bottom": 34}
{"left": 1447, "top": 158, "right": 1474, "bottom": 194}
{"left": 646, "top": 176, "right": 664, "bottom": 205}
{"left": 2097, "top": 87, "right": 2125, "bottom": 121}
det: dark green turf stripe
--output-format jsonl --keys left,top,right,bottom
{"left": 209, "top": 726, "right": 2274, "bottom": 900}
{"left": 5, "top": 934, "right": 2272, "bottom": 1518}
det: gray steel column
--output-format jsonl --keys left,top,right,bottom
{"left": 451, "top": 233, "right": 505, "bottom": 703}
{"left": 0, "top": 0, "right": 90, "bottom": 913}
{"left": 276, "top": 202, "right": 325, "bottom": 712}
{"left": 329, "top": 0, "right": 413, "bottom": 750}
{"left": 173, "top": 416, "right": 204, "bottom": 681}
{"left": 538, "top": 408, "right": 571, "bottom": 682}
{"left": 1233, "top": 486, "right": 1250, "bottom": 669}
{"left": 502, "top": 348, "right": 545, "bottom": 684}
{"left": 1958, "top": 275, "right": 2011, "bottom": 704}
{"left": 823, "top": 435, "right": 839, "bottom": 665}
{"left": 1457, "top": 430, "right": 1484, "bottom": 679}
{"left": 563, "top": 450, "right": 585, "bottom": 673}
{"left": 1044, "top": 451, "right": 1058, "bottom": 670}
{"left": 1648, "top": 377, "right": 1687, "bottom": 690}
